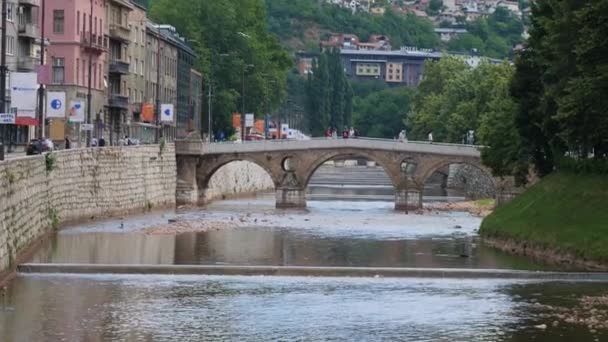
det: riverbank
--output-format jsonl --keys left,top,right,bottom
{"left": 480, "top": 172, "right": 608, "bottom": 269}
{"left": 425, "top": 199, "right": 495, "bottom": 217}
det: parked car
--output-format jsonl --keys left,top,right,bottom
{"left": 26, "top": 138, "right": 54, "bottom": 155}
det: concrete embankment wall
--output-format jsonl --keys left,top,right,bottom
{"left": 204, "top": 161, "right": 275, "bottom": 201}
{"left": 0, "top": 144, "right": 176, "bottom": 275}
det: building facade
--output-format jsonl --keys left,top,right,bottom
{"left": 0, "top": 0, "right": 44, "bottom": 146}
{"left": 44, "top": 0, "right": 108, "bottom": 144}
{"left": 105, "top": 0, "right": 133, "bottom": 144}
{"left": 341, "top": 48, "right": 441, "bottom": 87}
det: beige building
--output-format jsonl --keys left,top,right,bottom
{"left": 125, "top": 1, "right": 150, "bottom": 141}
{"left": 105, "top": 0, "right": 133, "bottom": 144}
{"left": 144, "top": 22, "right": 178, "bottom": 141}
{"left": 386, "top": 62, "right": 403, "bottom": 83}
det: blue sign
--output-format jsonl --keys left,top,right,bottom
{"left": 51, "top": 99, "right": 62, "bottom": 110}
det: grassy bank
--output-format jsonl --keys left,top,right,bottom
{"left": 480, "top": 172, "right": 608, "bottom": 263}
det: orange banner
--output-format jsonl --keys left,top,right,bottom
{"left": 232, "top": 113, "right": 241, "bottom": 129}
{"left": 254, "top": 119, "right": 264, "bottom": 133}
{"left": 142, "top": 103, "right": 154, "bottom": 122}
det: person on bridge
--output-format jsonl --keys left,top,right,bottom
{"left": 428, "top": 131, "right": 434, "bottom": 143}
{"left": 64, "top": 136, "right": 71, "bottom": 150}
{"left": 342, "top": 127, "right": 349, "bottom": 139}
{"left": 332, "top": 128, "right": 338, "bottom": 139}
{"left": 398, "top": 129, "right": 408, "bottom": 142}
{"left": 349, "top": 127, "right": 355, "bottom": 138}
{"left": 325, "top": 127, "right": 332, "bottom": 138}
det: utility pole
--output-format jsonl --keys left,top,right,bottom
{"left": 207, "top": 79, "right": 212, "bottom": 142}
{"left": 86, "top": 0, "right": 93, "bottom": 146}
{"left": 1, "top": 0, "right": 8, "bottom": 149}
{"left": 241, "top": 64, "right": 245, "bottom": 142}
{"left": 37, "top": 0, "right": 46, "bottom": 139}
{"left": 155, "top": 31, "right": 162, "bottom": 143}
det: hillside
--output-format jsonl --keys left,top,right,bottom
{"left": 480, "top": 172, "right": 608, "bottom": 265}
{"left": 265, "top": 0, "right": 439, "bottom": 52}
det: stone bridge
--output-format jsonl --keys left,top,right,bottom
{"left": 176, "top": 138, "right": 511, "bottom": 211}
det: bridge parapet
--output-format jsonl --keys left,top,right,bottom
{"left": 176, "top": 138, "right": 482, "bottom": 158}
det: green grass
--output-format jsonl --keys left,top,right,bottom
{"left": 480, "top": 172, "right": 608, "bottom": 262}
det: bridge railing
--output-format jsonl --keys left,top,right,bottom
{"left": 176, "top": 136, "right": 482, "bottom": 158}
{"left": 208, "top": 136, "right": 481, "bottom": 149}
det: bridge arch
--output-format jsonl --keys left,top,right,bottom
{"left": 417, "top": 158, "right": 497, "bottom": 199}
{"left": 300, "top": 149, "right": 401, "bottom": 189}
{"left": 193, "top": 155, "right": 282, "bottom": 206}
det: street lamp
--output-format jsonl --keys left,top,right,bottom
{"left": 241, "top": 63, "right": 254, "bottom": 142}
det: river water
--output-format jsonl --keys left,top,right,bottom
{"left": 1, "top": 187, "right": 607, "bottom": 341}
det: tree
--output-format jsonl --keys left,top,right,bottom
{"left": 149, "top": 0, "right": 292, "bottom": 135}
{"left": 305, "top": 50, "right": 352, "bottom": 135}
{"left": 427, "top": 0, "right": 443, "bottom": 16}
{"left": 354, "top": 88, "right": 413, "bottom": 138}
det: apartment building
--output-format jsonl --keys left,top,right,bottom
{"left": 105, "top": 0, "right": 133, "bottom": 144}
{"left": 0, "top": 0, "right": 44, "bottom": 145}
{"left": 44, "top": 0, "right": 108, "bottom": 143}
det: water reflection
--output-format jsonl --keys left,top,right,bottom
{"left": 1, "top": 275, "right": 606, "bottom": 342}
{"left": 33, "top": 228, "right": 548, "bottom": 270}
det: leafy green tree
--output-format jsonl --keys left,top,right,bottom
{"left": 353, "top": 88, "right": 413, "bottom": 138}
{"left": 149, "top": 0, "right": 292, "bottom": 135}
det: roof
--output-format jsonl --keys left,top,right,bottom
{"left": 340, "top": 48, "right": 442, "bottom": 59}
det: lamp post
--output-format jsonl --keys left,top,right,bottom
{"left": 0, "top": 0, "right": 8, "bottom": 149}
{"left": 241, "top": 63, "right": 254, "bottom": 142}
{"left": 37, "top": 0, "right": 46, "bottom": 139}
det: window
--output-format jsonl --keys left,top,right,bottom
{"left": 6, "top": 4, "right": 14, "bottom": 22}
{"left": 134, "top": 58, "right": 138, "bottom": 74}
{"left": 77, "top": 11, "right": 80, "bottom": 35}
{"left": 5, "top": 36, "right": 14, "bottom": 55}
{"left": 53, "top": 10, "right": 64, "bottom": 34}
{"left": 52, "top": 58, "right": 65, "bottom": 84}
{"left": 76, "top": 58, "right": 80, "bottom": 85}
{"left": 140, "top": 61, "right": 144, "bottom": 76}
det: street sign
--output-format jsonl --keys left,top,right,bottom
{"left": 82, "top": 124, "right": 94, "bottom": 131}
{"left": 160, "top": 104, "right": 174, "bottom": 122}
{"left": 46, "top": 92, "right": 66, "bottom": 118}
{"left": 0, "top": 113, "right": 15, "bottom": 124}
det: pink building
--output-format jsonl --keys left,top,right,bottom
{"left": 43, "top": 0, "right": 108, "bottom": 142}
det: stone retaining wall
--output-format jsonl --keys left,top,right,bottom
{"left": 0, "top": 144, "right": 176, "bottom": 275}
{"left": 203, "top": 161, "right": 275, "bottom": 201}
{"left": 447, "top": 164, "right": 496, "bottom": 199}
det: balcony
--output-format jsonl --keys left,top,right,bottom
{"left": 109, "top": 24, "right": 131, "bottom": 43}
{"left": 109, "top": 60, "right": 130, "bottom": 75}
{"left": 108, "top": 94, "right": 129, "bottom": 110}
{"left": 18, "top": 23, "right": 40, "bottom": 39}
{"left": 17, "top": 56, "right": 38, "bottom": 71}
{"left": 19, "top": 0, "right": 40, "bottom": 6}
{"left": 81, "top": 33, "right": 107, "bottom": 54}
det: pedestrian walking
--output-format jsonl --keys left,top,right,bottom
{"left": 332, "top": 128, "right": 338, "bottom": 139}
{"left": 325, "top": 127, "right": 332, "bottom": 138}
{"left": 349, "top": 127, "right": 355, "bottom": 138}
{"left": 342, "top": 127, "right": 349, "bottom": 139}
{"left": 428, "top": 131, "right": 433, "bottom": 143}
{"left": 64, "top": 136, "right": 71, "bottom": 150}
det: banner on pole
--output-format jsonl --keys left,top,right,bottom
{"left": 245, "top": 113, "right": 254, "bottom": 128}
{"left": 68, "top": 100, "right": 85, "bottom": 123}
{"left": 11, "top": 72, "right": 38, "bottom": 125}
{"left": 160, "top": 104, "right": 174, "bottom": 122}
{"left": 0, "top": 113, "right": 16, "bottom": 124}
{"left": 46, "top": 92, "right": 66, "bottom": 118}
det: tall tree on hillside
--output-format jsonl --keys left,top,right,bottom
{"left": 328, "top": 49, "right": 345, "bottom": 130}
{"left": 305, "top": 50, "right": 352, "bottom": 135}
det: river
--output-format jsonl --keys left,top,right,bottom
{"left": 0, "top": 182, "right": 606, "bottom": 341}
